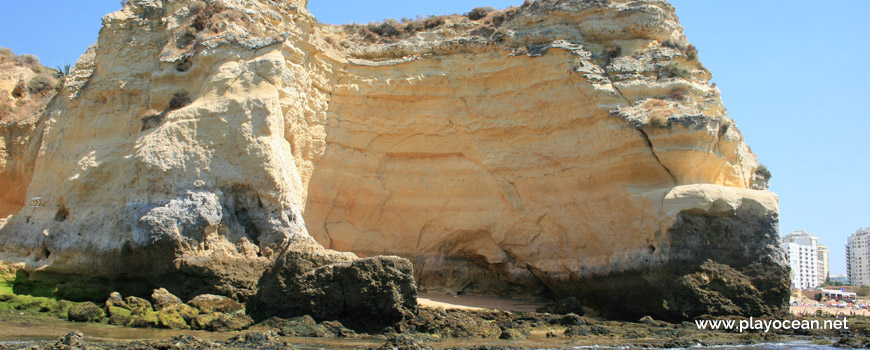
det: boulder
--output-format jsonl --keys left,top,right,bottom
{"left": 377, "top": 335, "right": 433, "bottom": 350}
{"left": 151, "top": 288, "right": 183, "bottom": 310}
{"left": 537, "top": 296, "right": 584, "bottom": 315}
{"left": 406, "top": 308, "right": 502, "bottom": 338}
{"left": 251, "top": 316, "right": 327, "bottom": 337}
{"left": 0, "top": 0, "right": 789, "bottom": 322}
{"left": 192, "top": 312, "right": 254, "bottom": 332}
{"left": 126, "top": 335, "right": 223, "bottom": 350}
{"left": 67, "top": 302, "right": 104, "bottom": 322}
{"left": 225, "top": 331, "right": 295, "bottom": 349}
{"left": 320, "top": 320, "right": 357, "bottom": 338}
{"left": 128, "top": 312, "right": 160, "bottom": 328}
{"left": 559, "top": 313, "right": 584, "bottom": 326}
{"left": 105, "top": 292, "right": 129, "bottom": 310}
{"left": 124, "top": 296, "right": 153, "bottom": 315}
{"left": 107, "top": 306, "right": 132, "bottom": 326}
{"left": 499, "top": 327, "right": 531, "bottom": 340}
{"left": 157, "top": 308, "right": 190, "bottom": 329}
{"left": 188, "top": 294, "right": 243, "bottom": 314}
{"left": 51, "top": 331, "right": 85, "bottom": 350}
{"left": 250, "top": 247, "right": 417, "bottom": 332}
{"left": 161, "top": 303, "right": 200, "bottom": 323}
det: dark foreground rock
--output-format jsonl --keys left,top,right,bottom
{"left": 576, "top": 205, "right": 790, "bottom": 321}
{"left": 249, "top": 244, "right": 417, "bottom": 332}
{"left": 377, "top": 335, "right": 434, "bottom": 350}
{"left": 536, "top": 296, "right": 584, "bottom": 316}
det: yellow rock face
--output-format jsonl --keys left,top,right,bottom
{"left": 0, "top": 0, "right": 782, "bottom": 309}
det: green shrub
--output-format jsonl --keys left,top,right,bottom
{"left": 604, "top": 45, "right": 621, "bottom": 58}
{"left": 369, "top": 19, "right": 401, "bottom": 38}
{"left": 603, "top": 45, "right": 621, "bottom": 65}
{"left": 755, "top": 164, "right": 771, "bottom": 180}
{"left": 54, "top": 64, "right": 72, "bottom": 79}
{"left": 660, "top": 62, "right": 691, "bottom": 79}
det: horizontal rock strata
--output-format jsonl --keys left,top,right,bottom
{"left": 0, "top": 0, "right": 787, "bottom": 320}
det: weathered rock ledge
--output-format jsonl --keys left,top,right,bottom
{"left": 0, "top": 0, "right": 787, "bottom": 321}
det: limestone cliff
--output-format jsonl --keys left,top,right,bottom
{"left": 0, "top": 0, "right": 787, "bottom": 320}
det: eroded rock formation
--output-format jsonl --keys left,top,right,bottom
{"left": 0, "top": 0, "right": 787, "bottom": 320}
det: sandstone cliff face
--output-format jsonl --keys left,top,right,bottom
{"left": 0, "top": 0, "right": 786, "bottom": 320}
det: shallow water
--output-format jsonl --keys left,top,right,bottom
{"left": 0, "top": 311, "right": 844, "bottom": 350}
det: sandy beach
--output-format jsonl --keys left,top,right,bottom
{"left": 417, "top": 293, "right": 544, "bottom": 313}
{"left": 790, "top": 305, "right": 870, "bottom": 317}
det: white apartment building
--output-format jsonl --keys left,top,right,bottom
{"left": 782, "top": 231, "right": 820, "bottom": 289}
{"left": 817, "top": 244, "right": 829, "bottom": 284}
{"left": 846, "top": 228, "right": 870, "bottom": 286}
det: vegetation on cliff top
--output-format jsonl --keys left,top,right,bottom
{"left": 332, "top": 2, "right": 533, "bottom": 45}
{"left": 0, "top": 47, "right": 61, "bottom": 123}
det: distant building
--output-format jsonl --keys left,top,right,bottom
{"left": 846, "top": 227, "right": 870, "bottom": 286}
{"left": 817, "top": 244, "right": 829, "bottom": 283}
{"left": 782, "top": 231, "right": 820, "bottom": 289}
{"left": 829, "top": 274, "right": 848, "bottom": 285}
{"left": 820, "top": 289, "right": 857, "bottom": 302}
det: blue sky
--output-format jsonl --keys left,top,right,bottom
{"left": 1, "top": 1, "right": 866, "bottom": 275}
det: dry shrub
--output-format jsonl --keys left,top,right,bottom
{"left": 490, "top": 7, "right": 519, "bottom": 27}
{"left": 642, "top": 99, "right": 675, "bottom": 127}
{"left": 662, "top": 40, "right": 699, "bottom": 61}
{"left": 650, "top": 113, "right": 669, "bottom": 127}
{"left": 347, "top": 15, "right": 449, "bottom": 43}
{"left": 191, "top": 1, "right": 225, "bottom": 32}
{"left": 468, "top": 7, "right": 496, "bottom": 20}
{"left": 685, "top": 44, "right": 698, "bottom": 60}
{"left": 668, "top": 88, "right": 685, "bottom": 101}
{"left": 168, "top": 92, "right": 190, "bottom": 110}
{"left": 642, "top": 98, "right": 669, "bottom": 109}
{"left": 14, "top": 54, "right": 43, "bottom": 73}
{"left": 755, "top": 164, "right": 771, "bottom": 180}
{"left": 604, "top": 45, "right": 621, "bottom": 65}
{"left": 369, "top": 19, "right": 401, "bottom": 38}
{"left": 15, "top": 54, "right": 39, "bottom": 67}
{"left": 26, "top": 75, "right": 55, "bottom": 95}
{"left": 139, "top": 109, "right": 165, "bottom": 131}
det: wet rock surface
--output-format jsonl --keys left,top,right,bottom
{"left": 250, "top": 245, "right": 417, "bottom": 332}
{"left": 187, "top": 294, "right": 243, "bottom": 315}
{"left": 67, "top": 302, "right": 104, "bottom": 323}
{"left": 2, "top": 308, "right": 870, "bottom": 350}
{"left": 377, "top": 335, "right": 434, "bottom": 350}
{"left": 150, "top": 288, "right": 182, "bottom": 311}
